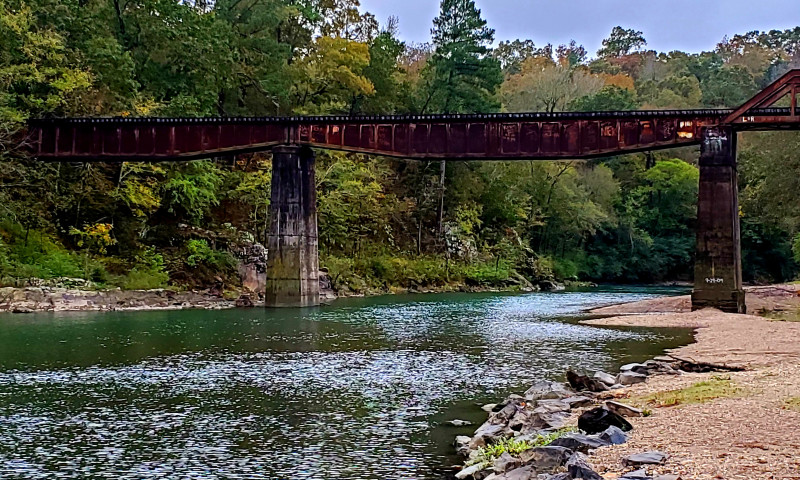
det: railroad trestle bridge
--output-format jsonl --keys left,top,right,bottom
{"left": 26, "top": 70, "right": 800, "bottom": 311}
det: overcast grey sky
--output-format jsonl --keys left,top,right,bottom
{"left": 359, "top": 0, "right": 799, "bottom": 57}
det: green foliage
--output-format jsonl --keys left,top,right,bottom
{"left": 467, "top": 427, "right": 578, "bottom": 466}
{"left": 0, "top": 220, "right": 85, "bottom": 280}
{"left": 322, "top": 253, "right": 513, "bottom": 293}
{"left": 120, "top": 247, "right": 170, "bottom": 290}
{"left": 164, "top": 161, "right": 224, "bottom": 223}
{"left": 570, "top": 85, "right": 638, "bottom": 111}
{"left": 597, "top": 26, "right": 647, "bottom": 58}
{"left": 185, "top": 239, "right": 234, "bottom": 269}
{"left": 424, "top": 0, "right": 503, "bottom": 114}
{"left": 1, "top": 0, "right": 799, "bottom": 291}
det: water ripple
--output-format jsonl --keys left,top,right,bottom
{"left": 0, "top": 288, "right": 690, "bottom": 479}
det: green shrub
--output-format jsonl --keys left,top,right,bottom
{"left": 0, "top": 220, "right": 87, "bottom": 281}
{"left": 552, "top": 258, "right": 579, "bottom": 280}
{"left": 460, "top": 259, "right": 511, "bottom": 285}
{"left": 119, "top": 247, "right": 169, "bottom": 290}
{"left": 322, "top": 254, "right": 515, "bottom": 292}
{"left": 185, "top": 239, "right": 234, "bottom": 269}
{"left": 121, "top": 267, "right": 169, "bottom": 290}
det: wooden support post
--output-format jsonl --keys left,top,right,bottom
{"left": 265, "top": 145, "right": 320, "bottom": 308}
{"left": 692, "top": 126, "right": 746, "bottom": 314}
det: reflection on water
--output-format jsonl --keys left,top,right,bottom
{"left": 0, "top": 288, "right": 691, "bottom": 479}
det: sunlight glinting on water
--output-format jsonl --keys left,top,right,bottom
{"left": 0, "top": 289, "right": 690, "bottom": 479}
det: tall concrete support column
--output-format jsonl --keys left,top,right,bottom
{"left": 692, "top": 126, "right": 746, "bottom": 313}
{"left": 265, "top": 145, "right": 320, "bottom": 307}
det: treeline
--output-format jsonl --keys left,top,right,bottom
{"left": 1, "top": 0, "right": 799, "bottom": 291}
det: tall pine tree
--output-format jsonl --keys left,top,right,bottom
{"left": 423, "top": 0, "right": 503, "bottom": 236}
{"left": 424, "top": 0, "right": 502, "bottom": 114}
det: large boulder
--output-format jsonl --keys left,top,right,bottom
{"left": 518, "top": 446, "right": 573, "bottom": 471}
{"left": 578, "top": 407, "right": 633, "bottom": 434}
{"left": 456, "top": 461, "right": 491, "bottom": 480}
{"left": 620, "top": 363, "right": 650, "bottom": 375}
{"left": 642, "top": 359, "right": 678, "bottom": 375}
{"left": 470, "top": 422, "right": 508, "bottom": 450}
{"left": 598, "top": 425, "right": 628, "bottom": 445}
{"left": 535, "top": 399, "right": 571, "bottom": 413}
{"left": 493, "top": 452, "right": 523, "bottom": 474}
{"left": 562, "top": 396, "right": 594, "bottom": 409}
{"left": 619, "top": 470, "right": 651, "bottom": 480}
{"left": 624, "top": 451, "right": 669, "bottom": 466}
{"left": 617, "top": 371, "right": 648, "bottom": 386}
{"left": 566, "top": 452, "right": 603, "bottom": 480}
{"left": 486, "top": 466, "right": 537, "bottom": 480}
{"left": 549, "top": 434, "right": 610, "bottom": 453}
{"left": 525, "top": 381, "right": 573, "bottom": 401}
{"left": 605, "top": 400, "right": 643, "bottom": 418}
{"left": 455, "top": 435, "right": 472, "bottom": 457}
{"left": 232, "top": 242, "right": 268, "bottom": 293}
{"left": 566, "top": 370, "right": 608, "bottom": 392}
{"left": 593, "top": 371, "right": 617, "bottom": 386}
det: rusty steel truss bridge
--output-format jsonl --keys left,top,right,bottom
{"left": 25, "top": 70, "right": 800, "bottom": 311}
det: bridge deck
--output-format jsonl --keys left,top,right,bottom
{"left": 26, "top": 108, "right": 795, "bottom": 162}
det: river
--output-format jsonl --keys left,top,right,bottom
{"left": 0, "top": 287, "right": 691, "bottom": 479}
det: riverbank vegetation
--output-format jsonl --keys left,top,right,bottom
{"left": 631, "top": 376, "right": 743, "bottom": 408}
{"left": 1, "top": 0, "right": 799, "bottom": 292}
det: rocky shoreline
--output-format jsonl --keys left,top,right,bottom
{"left": 448, "top": 359, "right": 700, "bottom": 480}
{"left": 0, "top": 275, "right": 575, "bottom": 314}
{"left": 448, "top": 285, "right": 800, "bottom": 480}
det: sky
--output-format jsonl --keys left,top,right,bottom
{"left": 358, "top": 0, "right": 800, "bottom": 57}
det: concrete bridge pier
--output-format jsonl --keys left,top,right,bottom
{"left": 692, "top": 126, "right": 746, "bottom": 313}
{"left": 265, "top": 145, "right": 320, "bottom": 307}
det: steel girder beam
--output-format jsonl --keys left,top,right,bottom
{"left": 27, "top": 111, "right": 732, "bottom": 162}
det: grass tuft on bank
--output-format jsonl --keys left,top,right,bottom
{"left": 633, "top": 376, "right": 743, "bottom": 408}
{"left": 783, "top": 397, "right": 800, "bottom": 412}
{"left": 466, "top": 427, "right": 577, "bottom": 466}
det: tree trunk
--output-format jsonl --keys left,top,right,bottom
{"left": 437, "top": 159, "right": 446, "bottom": 236}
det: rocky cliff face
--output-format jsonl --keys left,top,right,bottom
{"left": 231, "top": 243, "right": 268, "bottom": 295}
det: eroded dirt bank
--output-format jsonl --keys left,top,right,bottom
{"left": 580, "top": 285, "right": 800, "bottom": 479}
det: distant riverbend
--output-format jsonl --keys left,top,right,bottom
{"left": 0, "top": 287, "right": 691, "bottom": 479}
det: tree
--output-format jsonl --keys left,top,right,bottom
{"left": 317, "top": 0, "right": 379, "bottom": 42}
{"left": 291, "top": 35, "right": 374, "bottom": 114}
{"left": 637, "top": 75, "right": 703, "bottom": 109}
{"left": 493, "top": 39, "right": 552, "bottom": 75}
{"left": 502, "top": 57, "right": 604, "bottom": 112}
{"left": 215, "top": 0, "right": 294, "bottom": 115}
{"left": 700, "top": 65, "right": 758, "bottom": 107}
{"left": 569, "top": 85, "right": 638, "bottom": 111}
{"left": 598, "top": 26, "right": 647, "bottom": 58}
{"left": 556, "top": 40, "right": 588, "bottom": 67}
{"left": 423, "top": 0, "right": 503, "bottom": 114}
{"left": 0, "top": 0, "right": 91, "bottom": 124}
{"left": 351, "top": 27, "right": 406, "bottom": 114}
{"left": 423, "top": 0, "right": 503, "bottom": 236}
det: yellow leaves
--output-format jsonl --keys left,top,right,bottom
{"left": 132, "top": 98, "right": 163, "bottom": 117}
{"left": 600, "top": 73, "right": 635, "bottom": 91}
{"left": 114, "top": 162, "right": 165, "bottom": 217}
{"left": 69, "top": 223, "right": 117, "bottom": 254}
{"left": 292, "top": 36, "right": 375, "bottom": 111}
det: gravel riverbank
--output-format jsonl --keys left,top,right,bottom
{"left": 449, "top": 284, "right": 800, "bottom": 480}
{"left": 580, "top": 285, "right": 800, "bottom": 479}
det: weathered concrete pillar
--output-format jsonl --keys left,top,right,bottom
{"left": 265, "top": 145, "right": 320, "bottom": 307}
{"left": 692, "top": 126, "right": 746, "bottom": 313}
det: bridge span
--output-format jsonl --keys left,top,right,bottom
{"left": 25, "top": 70, "right": 800, "bottom": 312}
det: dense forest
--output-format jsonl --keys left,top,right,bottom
{"left": 1, "top": 0, "right": 800, "bottom": 293}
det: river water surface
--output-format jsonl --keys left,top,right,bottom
{"left": 0, "top": 287, "right": 691, "bottom": 479}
